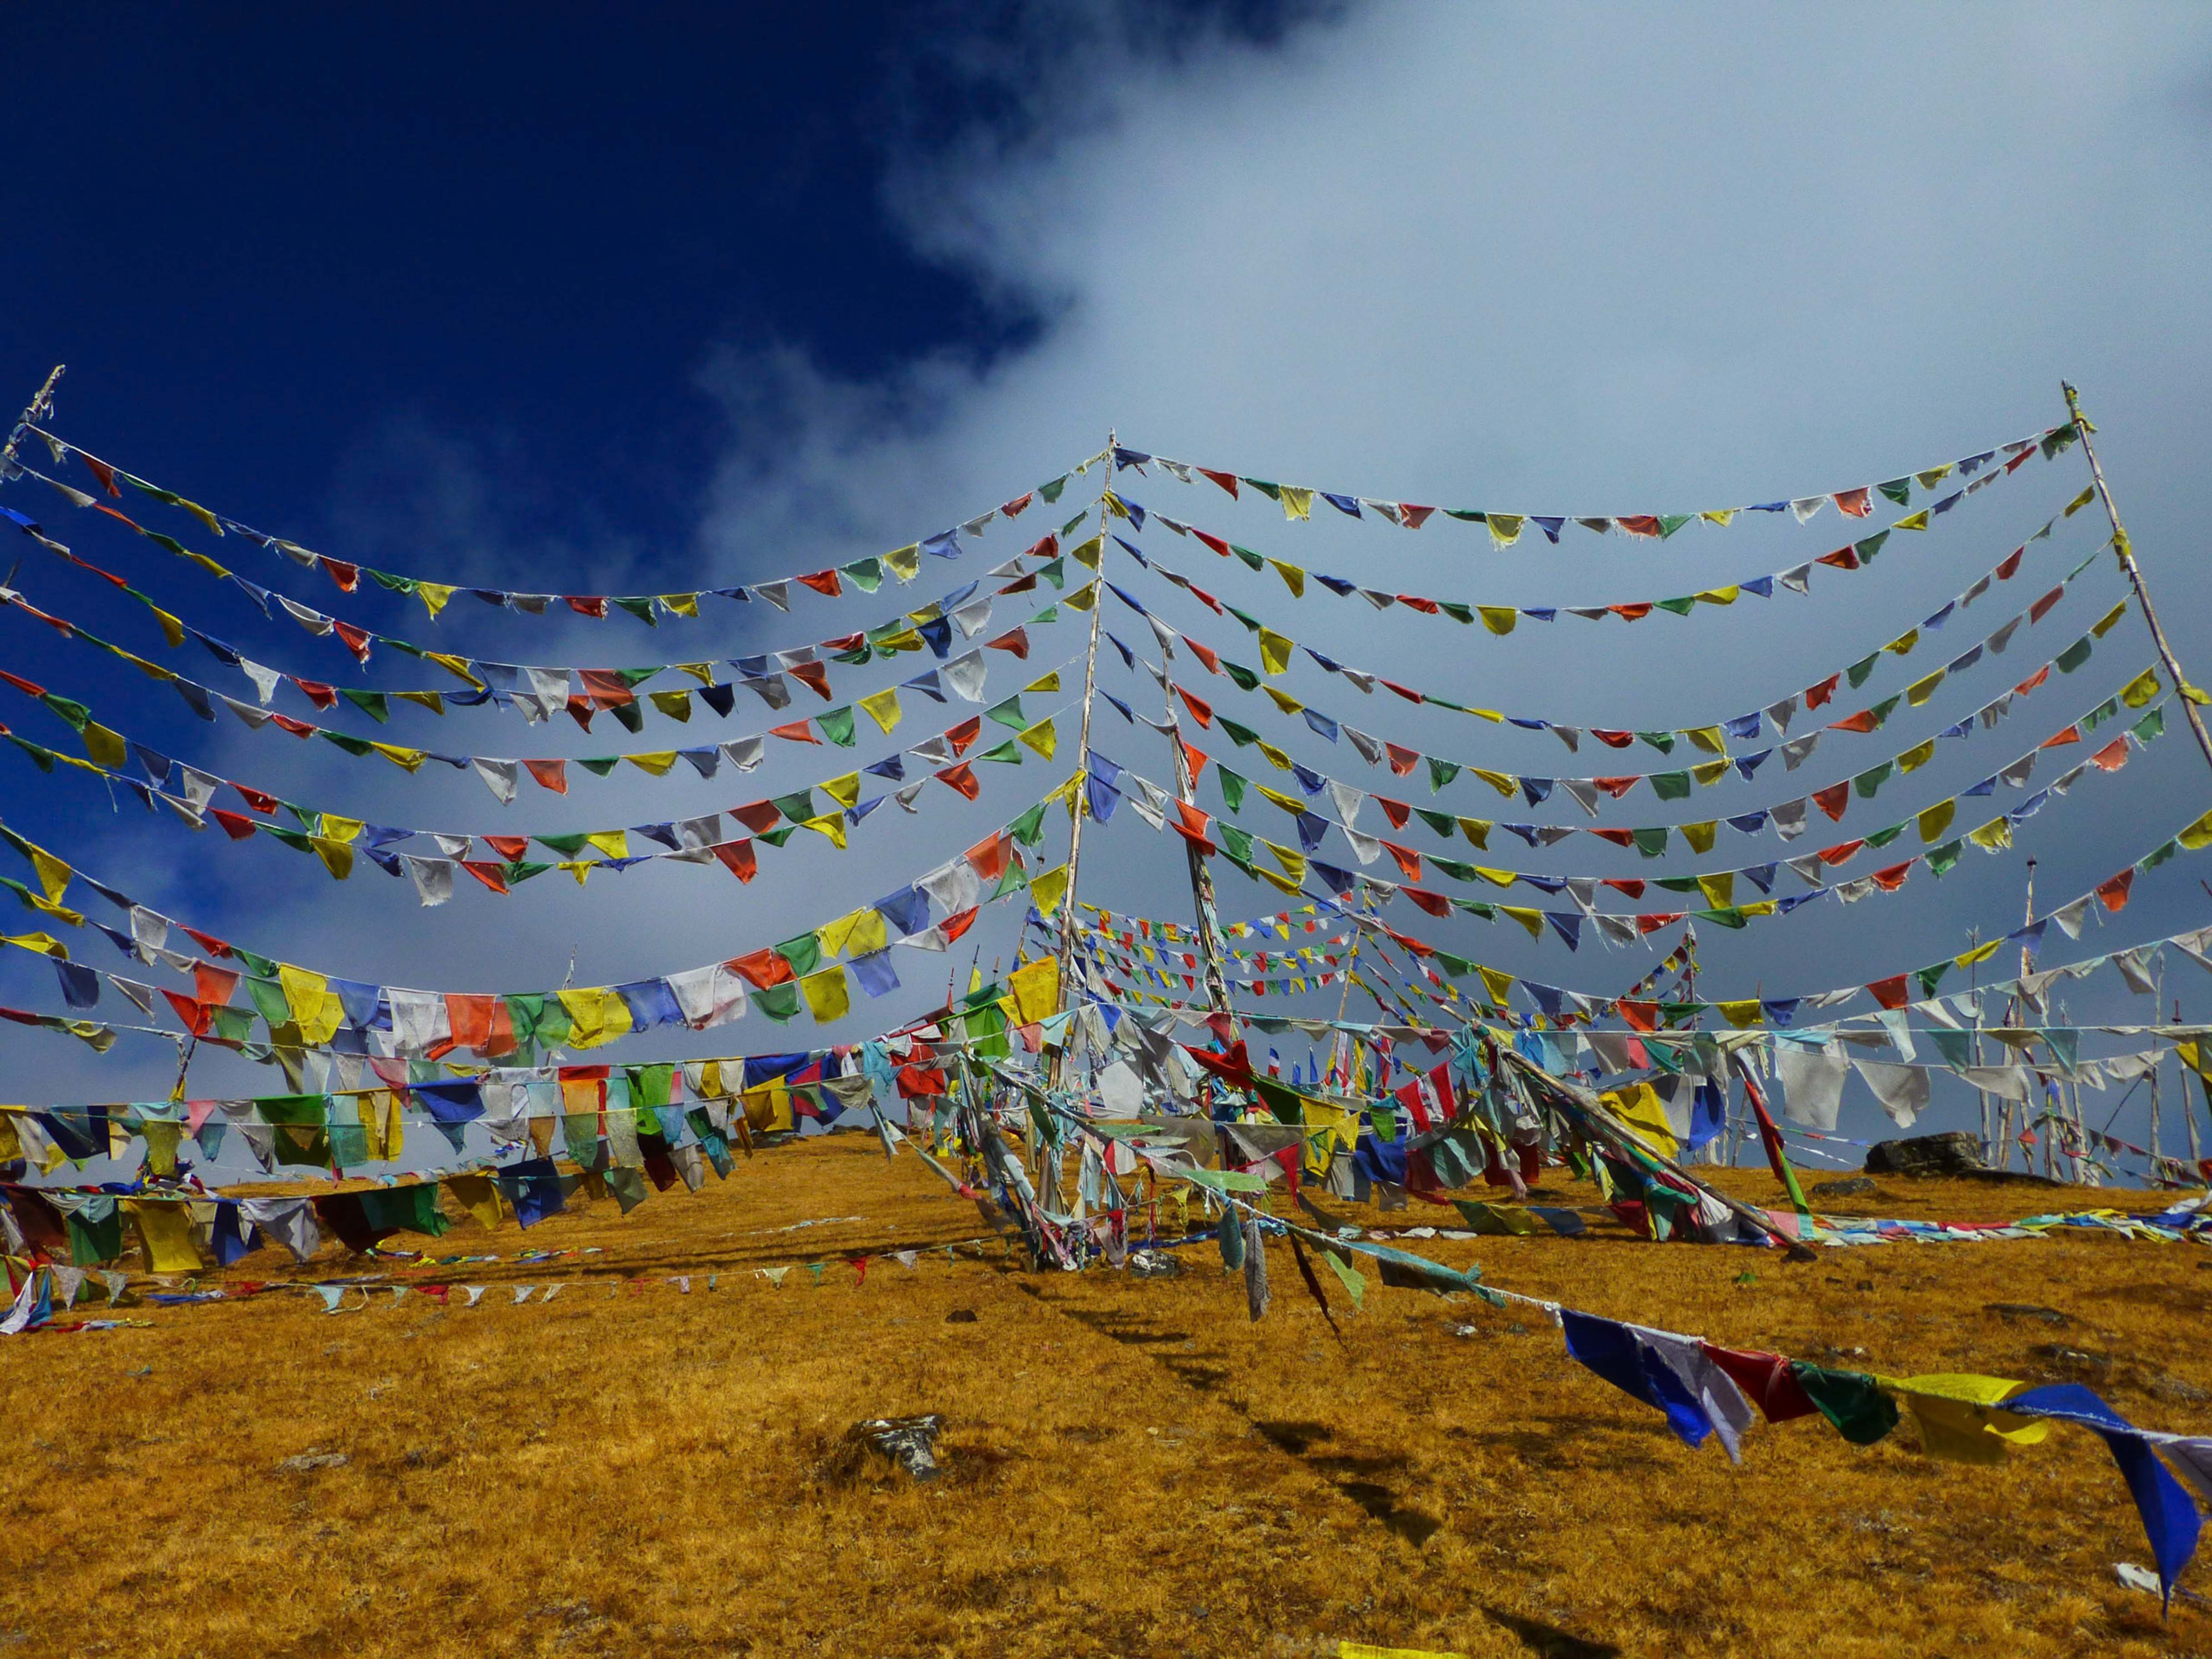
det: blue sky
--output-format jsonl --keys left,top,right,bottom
{"left": 5, "top": 2, "right": 2212, "bottom": 1165}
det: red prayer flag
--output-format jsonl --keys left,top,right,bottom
{"left": 711, "top": 840, "right": 758, "bottom": 884}
{"left": 320, "top": 557, "right": 360, "bottom": 592}
{"left": 1384, "top": 743, "right": 1420, "bottom": 776}
{"left": 1803, "top": 674, "right": 1839, "bottom": 708}
{"left": 209, "top": 809, "right": 258, "bottom": 840}
{"left": 795, "top": 569, "right": 840, "bottom": 597}
{"left": 788, "top": 662, "right": 833, "bottom": 700}
{"left": 523, "top": 759, "right": 568, "bottom": 794}
{"left": 935, "top": 762, "right": 979, "bottom": 799}
{"left": 2097, "top": 870, "right": 2135, "bottom": 912}
{"left": 946, "top": 715, "right": 982, "bottom": 755}
{"left": 1813, "top": 783, "right": 1850, "bottom": 820}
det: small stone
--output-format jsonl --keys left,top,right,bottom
{"left": 1985, "top": 1302, "right": 2069, "bottom": 1326}
{"left": 1127, "top": 1251, "right": 1181, "bottom": 1278}
{"left": 848, "top": 1415, "right": 945, "bottom": 1480}
{"left": 1810, "top": 1176, "right": 1876, "bottom": 1199}
{"left": 275, "top": 1450, "right": 350, "bottom": 1473}
{"left": 945, "top": 1308, "right": 978, "bottom": 1324}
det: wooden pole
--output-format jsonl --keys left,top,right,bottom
{"left": 1048, "top": 432, "right": 1112, "bottom": 1082}
{"left": 1161, "top": 658, "right": 1238, "bottom": 1036}
{"left": 2, "top": 364, "right": 65, "bottom": 469}
{"left": 2061, "top": 382, "right": 2212, "bottom": 777}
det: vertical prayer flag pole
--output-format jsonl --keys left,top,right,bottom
{"left": 1163, "top": 656, "right": 1238, "bottom": 1035}
{"left": 2062, "top": 382, "right": 2212, "bottom": 778}
{"left": 2, "top": 364, "right": 65, "bottom": 468}
{"left": 1050, "top": 431, "right": 1112, "bottom": 1066}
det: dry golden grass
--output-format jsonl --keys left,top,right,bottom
{"left": 6, "top": 1139, "right": 2212, "bottom": 1658}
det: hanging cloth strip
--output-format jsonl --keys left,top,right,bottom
{"left": 1112, "top": 464, "right": 2091, "bottom": 629}
{"left": 0, "top": 535, "right": 1097, "bottom": 729}
{"left": 16, "top": 424, "right": 1108, "bottom": 622}
{"left": 1090, "top": 680, "right": 2169, "bottom": 904}
{"left": 0, "top": 777, "right": 1085, "bottom": 1055}
{"left": 1098, "top": 613, "right": 2148, "bottom": 853}
{"left": 0, "top": 695, "right": 1072, "bottom": 899}
{"left": 1104, "top": 423, "right": 2078, "bottom": 543}
{"left": 1100, "top": 506, "right": 2116, "bottom": 761}
{"left": 0, "top": 585, "right": 1088, "bottom": 778}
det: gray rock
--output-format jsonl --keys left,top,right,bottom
{"left": 1986, "top": 1302, "right": 2070, "bottom": 1326}
{"left": 1810, "top": 1176, "right": 1876, "bottom": 1198}
{"left": 275, "top": 1449, "right": 349, "bottom": 1473}
{"left": 1864, "top": 1131, "right": 1987, "bottom": 1177}
{"left": 849, "top": 1415, "right": 944, "bottom": 1480}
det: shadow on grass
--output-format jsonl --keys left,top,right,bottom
{"left": 1483, "top": 1604, "right": 1623, "bottom": 1657}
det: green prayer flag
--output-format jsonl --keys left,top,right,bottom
{"left": 817, "top": 706, "right": 856, "bottom": 747}
{"left": 1845, "top": 654, "right": 1880, "bottom": 689}
{"left": 770, "top": 790, "right": 816, "bottom": 824}
{"left": 1637, "top": 731, "right": 1675, "bottom": 754}
{"left": 1925, "top": 840, "right": 1964, "bottom": 877}
{"left": 1789, "top": 1363, "right": 1899, "bottom": 1445}
{"left": 1632, "top": 826, "right": 1669, "bottom": 858}
{"left": 1009, "top": 801, "right": 1050, "bottom": 845}
{"left": 1217, "top": 767, "right": 1247, "bottom": 812}
{"left": 1649, "top": 771, "right": 1691, "bottom": 801}
{"left": 775, "top": 933, "right": 823, "bottom": 978}
{"left": 1853, "top": 763, "right": 1891, "bottom": 799}
{"left": 985, "top": 696, "right": 1025, "bottom": 729}
{"left": 750, "top": 983, "right": 801, "bottom": 1024}
{"left": 1426, "top": 758, "right": 1459, "bottom": 793}
{"left": 1654, "top": 596, "right": 1696, "bottom": 617}
{"left": 577, "top": 757, "right": 619, "bottom": 777}
{"left": 1222, "top": 661, "right": 1262, "bottom": 692}
{"left": 2055, "top": 635, "right": 2094, "bottom": 674}
{"left": 610, "top": 597, "right": 657, "bottom": 626}
{"left": 1218, "top": 718, "right": 1260, "bottom": 749}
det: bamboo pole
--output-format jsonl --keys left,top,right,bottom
{"left": 1048, "top": 432, "right": 1112, "bottom": 1085}
{"left": 1161, "top": 654, "right": 1238, "bottom": 1037}
{"left": 2061, "top": 382, "right": 2212, "bottom": 777}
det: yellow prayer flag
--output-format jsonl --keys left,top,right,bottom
{"left": 27, "top": 846, "right": 71, "bottom": 904}
{"left": 1886, "top": 630, "right": 1920, "bottom": 657}
{"left": 1022, "top": 671, "right": 1061, "bottom": 694}
{"left": 2092, "top": 602, "right": 2128, "bottom": 638}
{"left": 659, "top": 593, "right": 700, "bottom": 618}
{"left": 316, "top": 814, "right": 364, "bottom": 844}
{"left": 371, "top": 743, "right": 427, "bottom": 773}
{"left": 859, "top": 688, "right": 902, "bottom": 734}
{"left": 1470, "top": 769, "right": 1518, "bottom": 797}
{"left": 83, "top": 723, "right": 126, "bottom": 769}
{"left": 625, "top": 751, "right": 678, "bottom": 776}
{"left": 647, "top": 690, "right": 692, "bottom": 720}
{"left": 1068, "top": 535, "right": 1103, "bottom": 570}
{"left": 1702, "top": 509, "right": 1737, "bottom": 527}
{"left": 1257, "top": 629, "right": 1294, "bottom": 676}
{"left": 1680, "top": 821, "right": 1717, "bottom": 854}
{"left": 1919, "top": 799, "right": 1956, "bottom": 842}
{"left": 1694, "top": 587, "right": 1739, "bottom": 607}
{"left": 885, "top": 544, "right": 921, "bottom": 582}
{"left": 123, "top": 1200, "right": 207, "bottom": 1273}
{"left": 1065, "top": 580, "right": 1098, "bottom": 611}
{"left": 1475, "top": 866, "right": 1514, "bottom": 888}
{"left": 819, "top": 907, "right": 887, "bottom": 957}
{"left": 1280, "top": 486, "right": 1313, "bottom": 521}
{"left": 2121, "top": 667, "right": 2162, "bottom": 708}
{"left": 394, "top": 690, "right": 444, "bottom": 713}
{"left": 1487, "top": 514, "right": 1524, "bottom": 547}
{"left": 1697, "top": 873, "right": 1734, "bottom": 909}
{"left": 1263, "top": 686, "right": 1305, "bottom": 716}
{"left": 581, "top": 830, "right": 627, "bottom": 860}
{"left": 309, "top": 837, "right": 354, "bottom": 881}
{"left": 1256, "top": 866, "right": 1301, "bottom": 895}
{"left": 1477, "top": 965, "right": 1514, "bottom": 1007}
{"left": 1719, "top": 999, "right": 1763, "bottom": 1028}
{"left": 1257, "top": 741, "right": 1294, "bottom": 772}
{"left": 1905, "top": 671, "right": 1945, "bottom": 706}
{"left": 1007, "top": 955, "right": 1060, "bottom": 1022}
{"left": 1954, "top": 939, "right": 2002, "bottom": 968}
{"left": 277, "top": 965, "right": 344, "bottom": 1044}
{"left": 1686, "top": 727, "right": 1727, "bottom": 754}
{"left": 1500, "top": 906, "right": 1542, "bottom": 939}
{"left": 1893, "top": 510, "right": 1931, "bottom": 532}
{"left": 1967, "top": 816, "right": 2012, "bottom": 851}
{"left": 149, "top": 606, "right": 186, "bottom": 647}
{"left": 417, "top": 582, "right": 456, "bottom": 620}
{"left": 1029, "top": 863, "right": 1070, "bottom": 919}
{"left": 1897, "top": 739, "right": 1937, "bottom": 773}
{"left": 801, "top": 814, "right": 849, "bottom": 849}
{"left": 443, "top": 1173, "right": 504, "bottom": 1230}
{"left": 3, "top": 933, "right": 69, "bottom": 959}
{"left": 1691, "top": 761, "right": 1730, "bottom": 787}
{"left": 1269, "top": 560, "right": 1306, "bottom": 598}
{"left": 424, "top": 651, "right": 483, "bottom": 688}
{"left": 559, "top": 986, "right": 634, "bottom": 1049}
{"left": 1478, "top": 607, "right": 1518, "bottom": 636}
{"left": 2064, "top": 485, "right": 2097, "bottom": 517}
{"left": 1016, "top": 719, "right": 1058, "bottom": 762}
{"left": 560, "top": 860, "right": 593, "bottom": 885}
{"left": 2179, "top": 808, "right": 2212, "bottom": 851}
{"left": 821, "top": 771, "right": 862, "bottom": 809}
{"left": 677, "top": 661, "right": 715, "bottom": 685}
{"left": 1604, "top": 1082, "right": 1678, "bottom": 1158}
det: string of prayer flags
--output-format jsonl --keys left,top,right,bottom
{"left": 1110, "top": 423, "right": 2077, "bottom": 543}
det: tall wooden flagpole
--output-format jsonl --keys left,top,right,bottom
{"left": 1049, "top": 432, "right": 1112, "bottom": 1081}
{"left": 2061, "top": 383, "right": 2212, "bottom": 778}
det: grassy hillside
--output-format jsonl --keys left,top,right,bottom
{"left": 4, "top": 1138, "right": 2207, "bottom": 1657}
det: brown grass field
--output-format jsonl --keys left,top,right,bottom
{"left": 5, "top": 1137, "right": 2211, "bottom": 1658}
